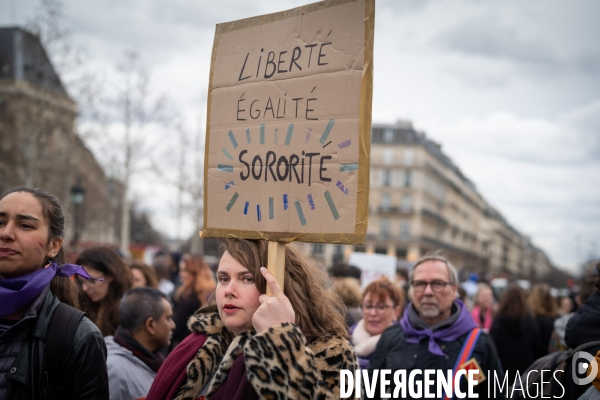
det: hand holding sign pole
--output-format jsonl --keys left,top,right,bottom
{"left": 201, "top": 0, "right": 374, "bottom": 291}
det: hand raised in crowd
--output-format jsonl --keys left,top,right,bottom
{"left": 252, "top": 267, "right": 295, "bottom": 333}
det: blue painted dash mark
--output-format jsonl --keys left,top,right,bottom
{"left": 260, "top": 124, "right": 265, "bottom": 144}
{"left": 324, "top": 191, "right": 339, "bottom": 220}
{"left": 340, "top": 163, "right": 359, "bottom": 172}
{"left": 228, "top": 130, "right": 238, "bottom": 149}
{"left": 307, "top": 194, "right": 315, "bottom": 210}
{"left": 243, "top": 201, "right": 249, "bottom": 215}
{"left": 319, "top": 119, "right": 335, "bottom": 144}
{"left": 222, "top": 148, "right": 233, "bottom": 160}
{"left": 246, "top": 128, "right": 251, "bottom": 144}
{"left": 224, "top": 181, "right": 234, "bottom": 190}
{"left": 257, "top": 205, "right": 261, "bottom": 222}
{"left": 226, "top": 192, "right": 239, "bottom": 212}
{"left": 304, "top": 128, "right": 312, "bottom": 143}
{"left": 269, "top": 197, "right": 274, "bottom": 220}
{"left": 294, "top": 201, "right": 307, "bottom": 226}
{"left": 283, "top": 194, "right": 289, "bottom": 210}
{"left": 338, "top": 139, "right": 351, "bottom": 149}
{"left": 336, "top": 180, "right": 349, "bottom": 195}
{"left": 285, "top": 124, "right": 294, "bottom": 146}
{"left": 218, "top": 164, "right": 233, "bottom": 173}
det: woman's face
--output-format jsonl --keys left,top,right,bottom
{"left": 0, "top": 192, "right": 62, "bottom": 279}
{"left": 215, "top": 251, "right": 261, "bottom": 336}
{"left": 179, "top": 260, "right": 192, "bottom": 285}
{"left": 560, "top": 297, "right": 572, "bottom": 315}
{"left": 79, "top": 266, "right": 113, "bottom": 303}
{"left": 131, "top": 268, "right": 147, "bottom": 288}
{"left": 477, "top": 288, "right": 494, "bottom": 310}
{"left": 362, "top": 291, "right": 400, "bottom": 336}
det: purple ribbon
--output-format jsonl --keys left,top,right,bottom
{"left": 0, "top": 261, "right": 103, "bottom": 316}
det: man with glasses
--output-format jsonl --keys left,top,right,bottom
{"left": 367, "top": 254, "right": 503, "bottom": 399}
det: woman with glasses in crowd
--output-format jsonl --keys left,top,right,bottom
{"left": 349, "top": 277, "right": 404, "bottom": 369}
{"left": 76, "top": 246, "right": 132, "bottom": 336}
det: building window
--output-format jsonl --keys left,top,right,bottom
{"left": 383, "top": 148, "right": 394, "bottom": 165}
{"left": 381, "top": 169, "right": 391, "bottom": 187}
{"left": 381, "top": 193, "right": 391, "bottom": 211}
{"left": 403, "top": 170, "right": 413, "bottom": 187}
{"left": 0, "top": 98, "right": 6, "bottom": 118}
{"left": 380, "top": 219, "right": 390, "bottom": 236}
{"left": 400, "top": 220, "right": 411, "bottom": 239}
{"left": 401, "top": 195, "right": 412, "bottom": 212}
{"left": 384, "top": 129, "right": 394, "bottom": 143}
{"left": 404, "top": 148, "right": 414, "bottom": 165}
{"left": 313, "top": 243, "right": 324, "bottom": 255}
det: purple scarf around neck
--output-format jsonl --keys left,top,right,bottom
{"left": 400, "top": 299, "right": 477, "bottom": 357}
{"left": 0, "top": 261, "right": 102, "bottom": 316}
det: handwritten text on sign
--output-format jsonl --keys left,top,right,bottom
{"left": 204, "top": 0, "right": 372, "bottom": 242}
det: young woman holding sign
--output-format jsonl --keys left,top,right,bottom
{"left": 147, "top": 239, "right": 358, "bottom": 400}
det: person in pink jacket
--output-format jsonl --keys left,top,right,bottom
{"left": 470, "top": 283, "right": 494, "bottom": 332}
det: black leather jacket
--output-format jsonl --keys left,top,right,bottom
{"left": 3, "top": 289, "right": 109, "bottom": 399}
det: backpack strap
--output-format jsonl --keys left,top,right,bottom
{"left": 442, "top": 327, "right": 482, "bottom": 400}
{"left": 46, "top": 303, "right": 85, "bottom": 400}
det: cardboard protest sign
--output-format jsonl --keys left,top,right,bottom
{"left": 348, "top": 252, "right": 396, "bottom": 290}
{"left": 202, "top": 0, "right": 374, "bottom": 244}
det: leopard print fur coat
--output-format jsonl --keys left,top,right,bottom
{"left": 173, "top": 311, "right": 358, "bottom": 399}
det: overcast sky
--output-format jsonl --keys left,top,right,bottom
{"left": 2, "top": 0, "right": 598, "bottom": 273}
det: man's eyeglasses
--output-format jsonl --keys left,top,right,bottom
{"left": 411, "top": 280, "right": 453, "bottom": 292}
{"left": 361, "top": 304, "right": 393, "bottom": 312}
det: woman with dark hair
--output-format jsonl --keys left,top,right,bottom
{"left": 147, "top": 239, "right": 357, "bottom": 399}
{"left": 171, "top": 254, "right": 216, "bottom": 347}
{"left": 490, "top": 284, "right": 542, "bottom": 383}
{"left": 76, "top": 247, "right": 132, "bottom": 336}
{"left": 0, "top": 187, "right": 108, "bottom": 399}
{"left": 130, "top": 261, "right": 159, "bottom": 289}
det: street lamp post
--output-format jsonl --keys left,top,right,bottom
{"left": 71, "top": 183, "right": 85, "bottom": 250}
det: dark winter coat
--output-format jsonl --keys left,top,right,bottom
{"left": 489, "top": 313, "right": 542, "bottom": 383}
{"left": 369, "top": 317, "right": 503, "bottom": 399}
{"left": 171, "top": 292, "right": 201, "bottom": 348}
{"left": 562, "top": 292, "right": 600, "bottom": 400}
{"left": 533, "top": 314, "right": 556, "bottom": 357}
{"left": 0, "top": 288, "right": 109, "bottom": 400}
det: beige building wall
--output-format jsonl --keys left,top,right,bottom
{"left": 311, "top": 121, "right": 555, "bottom": 280}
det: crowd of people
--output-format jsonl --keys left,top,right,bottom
{"left": 1, "top": 186, "right": 599, "bottom": 399}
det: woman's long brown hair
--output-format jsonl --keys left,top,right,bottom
{"left": 528, "top": 283, "right": 557, "bottom": 318}
{"left": 76, "top": 247, "right": 131, "bottom": 336}
{"left": 175, "top": 254, "right": 216, "bottom": 305}
{"left": 497, "top": 283, "right": 530, "bottom": 321}
{"left": 203, "top": 239, "right": 349, "bottom": 339}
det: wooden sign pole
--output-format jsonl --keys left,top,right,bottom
{"left": 266, "top": 241, "right": 286, "bottom": 296}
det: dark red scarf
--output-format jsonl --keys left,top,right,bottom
{"left": 113, "top": 326, "right": 166, "bottom": 373}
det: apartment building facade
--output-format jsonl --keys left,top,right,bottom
{"left": 312, "top": 121, "right": 553, "bottom": 279}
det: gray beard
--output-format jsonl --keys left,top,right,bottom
{"left": 420, "top": 305, "right": 441, "bottom": 318}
